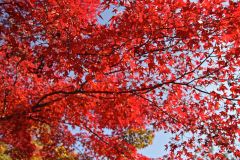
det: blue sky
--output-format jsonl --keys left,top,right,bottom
{"left": 138, "top": 131, "right": 172, "bottom": 158}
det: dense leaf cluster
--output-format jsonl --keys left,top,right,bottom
{"left": 0, "top": 0, "right": 240, "bottom": 159}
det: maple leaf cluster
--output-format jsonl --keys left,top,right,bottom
{"left": 0, "top": 0, "right": 240, "bottom": 159}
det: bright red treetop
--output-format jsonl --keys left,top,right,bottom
{"left": 0, "top": 0, "right": 240, "bottom": 159}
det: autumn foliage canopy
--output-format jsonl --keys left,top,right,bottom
{"left": 0, "top": 0, "right": 240, "bottom": 159}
